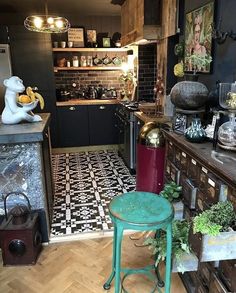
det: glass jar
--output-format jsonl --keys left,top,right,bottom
{"left": 72, "top": 56, "right": 79, "bottom": 67}
{"left": 184, "top": 117, "right": 206, "bottom": 143}
{"left": 80, "top": 56, "right": 87, "bottom": 67}
{"left": 218, "top": 114, "right": 236, "bottom": 148}
{"left": 87, "top": 56, "right": 93, "bottom": 67}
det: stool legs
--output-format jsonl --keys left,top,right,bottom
{"left": 114, "top": 226, "right": 123, "bottom": 293}
{"left": 103, "top": 225, "right": 123, "bottom": 293}
{"left": 164, "top": 223, "right": 172, "bottom": 293}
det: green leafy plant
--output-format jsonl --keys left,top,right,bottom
{"left": 159, "top": 181, "right": 182, "bottom": 202}
{"left": 185, "top": 53, "right": 212, "bottom": 75}
{"left": 144, "top": 220, "right": 191, "bottom": 273}
{"left": 193, "top": 201, "right": 236, "bottom": 236}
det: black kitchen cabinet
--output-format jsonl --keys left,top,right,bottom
{"left": 57, "top": 105, "right": 89, "bottom": 147}
{"left": 88, "top": 104, "right": 118, "bottom": 145}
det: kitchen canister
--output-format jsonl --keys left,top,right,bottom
{"left": 80, "top": 56, "right": 87, "bottom": 67}
{"left": 72, "top": 56, "right": 79, "bottom": 67}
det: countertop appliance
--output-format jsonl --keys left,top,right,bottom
{"left": 115, "top": 101, "right": 139, "bottom": 173}
{"left": 0, "top": 44, "right": 12, "bottom": 113}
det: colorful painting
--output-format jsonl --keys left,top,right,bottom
{"left": 184, "top": 2, "right": 214, "bottom": 73}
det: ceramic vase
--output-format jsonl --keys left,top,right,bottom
{"left": 185, "top": 118, "right": 206, "bottom": 143}
{"left": 170, "top": 80, "right": 209, "bottom": 110}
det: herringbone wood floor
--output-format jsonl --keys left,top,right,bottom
{"left": 0, "top": 236, "right": 186, "bottom": 293}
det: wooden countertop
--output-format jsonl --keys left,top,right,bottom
{"left": 0, "top": 113, "right": 50, "bottom": 144}
{"left": 135, "top": 111, "right": 172, "bottom": 125}
{"left": 164, "top": 130, "right": 236, "bottom": 187}
{"left": 56, "top": 99, "right": 119, "bottom": 106}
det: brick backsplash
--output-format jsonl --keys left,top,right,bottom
{"left": 54, "top": 70, "right": 124, "bottom": 91}
{"left": 138, "top": 44, "right": 157, "bottom": 102}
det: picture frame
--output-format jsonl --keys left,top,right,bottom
{"left": 102, "top": 37, "right": 111, "bottom": 48}
{"left": 87, "top": 30, "right": 97, "bottom": 44}
{"left": 184, "top": 1, "right": 214, "bottom": 73}
{"left": 68, "top": 27, "right": 85, "bottom": 47}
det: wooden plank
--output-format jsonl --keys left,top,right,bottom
{"left": 161, "top": 0, "right": 177, "bottom": 39}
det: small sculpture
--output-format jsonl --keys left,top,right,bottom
{"left": 1, "top": 76, "right": 42, "bottom": 125}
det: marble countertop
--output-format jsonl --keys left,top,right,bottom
{"left": 56, "top": 99, "right": 119, "bottom": 106}
{"left": 0, "top": 113, "right": 51, "bottom": 144}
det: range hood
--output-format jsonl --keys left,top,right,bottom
{"left": 121, "top": 0, "right": 162, "bottom": 46}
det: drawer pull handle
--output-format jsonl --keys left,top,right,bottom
{"left": 69, "top": 107, "right": 75, "bottom": 111}
{"left": 99, "top": 106, "right": 105, "bottom": 110}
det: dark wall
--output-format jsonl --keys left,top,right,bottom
{"left": 184, "top": 0, "right": 236, "bottom": 90}
{"left": 138, "top": 44, "right": 157, "bottom": 102}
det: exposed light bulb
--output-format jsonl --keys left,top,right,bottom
{"left": 33, "top": 17, "right": 43, "bottom": 28}
{"left": 47, "top": 17, "right": 54, "bottom": 24}
{"left": 55, "top": 19, "right": 63, "bottom": 28}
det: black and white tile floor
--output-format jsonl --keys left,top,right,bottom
{"left": 50, "top": 150, "right": 136, "bottom": 240}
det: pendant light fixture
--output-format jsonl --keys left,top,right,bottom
{"left": 24, "top": 1, "right": 70, "bottom": 33}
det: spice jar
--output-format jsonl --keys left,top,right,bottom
{"left": 72, "top": 56, "right": 79, "bottom": 67}
{"left": 67, "top": 59, "right": 71, "bottom": 67}
{"left": 87, "top": 56, "right": 93, "bottom": 66}
{"left": 80, "top": 56, "right": 87, "bottom": 67}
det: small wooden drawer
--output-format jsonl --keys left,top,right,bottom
{"left": 187, "top": 158, "right": 200, "bottom": 182}
{"left": 166, "top": 140, "right": 175, "bottom": 163}
{"left": 183, "top": 206, "right": 197, "bottom": 220}
{"left": 198, "top": 166, "right": 209, "bottom": 188}
{"left": 227, "top": 185, "right": 236, "bottom": 210}
{"left": 174, "top": 147, "right": 182, "bottom": 169}
{"left": 165, "top": 159, "right": 172, "bottom": 181}
{"left": 218, "top": 260, "right": 236, "bottom": 292}
{"left": 180, "top": 150, "right": 189, "bottom": 170}
{"left": 170, "top": 162, "right": 180, "bottom": 185}
{"left": 200, "top": 173, "right": 228, "bottom": 205}
{"left": 180, "top": 173, "right": 197, "bottom": 209}
{"left": 198, "top": 262, "right": 214, "bottom": 289}
{"left": 209, "top": 272, "right": 229, "bottom": 293}
{"left": 195, "top": 189, "right": 210, "bottom": 212}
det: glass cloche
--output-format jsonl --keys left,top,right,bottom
{"left": 218, "top": 113, "right": 236, "bottom": 150}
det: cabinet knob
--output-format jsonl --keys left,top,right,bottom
{"left": 69, "top": 106, "right": 75, "bottom": 111}
{"left": 99, "top": 105, "right": 105, "bottom": 110}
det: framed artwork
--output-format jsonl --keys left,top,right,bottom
{"left": 184, "top": 1, "right": 214, "bottom": 73}
{"left": 87, "top": 30, "right": 97, "bottom": 44}
{"left": 102, "top": 37, "right": 111, "bottom": 48}
{"left": 68, "top": 27, "right": 85, "bottom": 47}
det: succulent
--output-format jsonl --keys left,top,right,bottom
{"left": 159, "top": 181, "right": 182, "bottom": 202}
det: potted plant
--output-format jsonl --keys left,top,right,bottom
{"left": 170, "top": 53, "right": 212, "bottom": 110}
{"left": 189, "top": 201, "right": 236, "bottom": 261}
{"left": 160, "top": 181, "right": 184, "bottom": 220}
{"left": 145, "top": 220, "right": 198, "bottom": 273}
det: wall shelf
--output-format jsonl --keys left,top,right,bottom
{"left": 52, "top": 48, "right": 128, "bottom": 52}
{"left": 54, "top": 66, "right": 122, "bottom": 72}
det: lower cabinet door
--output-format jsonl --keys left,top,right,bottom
{"left": 88, "top": 104, "right": 118, "bottom": 145}
{"left": 57, "top": 105, "right": 89, "bottom": 147}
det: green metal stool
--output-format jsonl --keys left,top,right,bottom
{"left": 103, "top": 191, "right": 174, "bottom": 293}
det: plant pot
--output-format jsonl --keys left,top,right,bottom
{"left": 173, "top": 200, "right": 184, "bottom": 220}
{"left": 189, "top": 228, "right": 236, "bottom": 262}
{"left": 170, "top": 81, "right": 209, "bottom": 110}
{"left": 172, "top": 252, "right": 198, "bottom": 273}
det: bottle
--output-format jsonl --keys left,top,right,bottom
{"left": 72, "top": 56, "right": 79, "bottom": 67}
{"left": 67, "top": 59, "right": 71, "bottom": 67}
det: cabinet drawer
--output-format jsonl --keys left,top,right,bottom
{"left": 165, "top": 159, "right": 181, "bottom": 185}
{"left": 200, "top": 173, "right": 228, "bottom": 205}
{"left": 188, "top": 158, "right": 200, "bottom": 182}
{"left": 227, "top": 186, "right": 236, "bottom": 210}
{"left": 180, "top": 150, "right": 189, "bottom": 170}
{"left": 180, "top": 173, "right": 197, "bottom": 209}
{"left": 198, "top": 262, "right": 214, "bottom": 289}
{"left": 174, "top": 147, "right": 182, "bottom": 169}
{"left": 218, "top": 260, "right": 236, "bottom": 292}
{"left": 196, "top": 189, "right": 210, "bottom": 212}
{"left": 166, "top": 140, "right": 175, "bottom": 163}
{"left": 165, "top": 159, "right": 172, "bottom": 181}
{"left": 209, "top": 273, "right": 229, "bottom": 293}
{"left": 198, "top": 166, "right": 209, "bottom": 187}
{"left": 196, "top": 283, "right": 209, "bottom": 293}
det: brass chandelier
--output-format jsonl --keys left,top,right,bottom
{"left": 24, "top": 1, "right": 70, "bottom": 33}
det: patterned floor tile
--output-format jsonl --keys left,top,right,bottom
{"left": 50, "top": 150, "right": 136, "bottom": 237}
